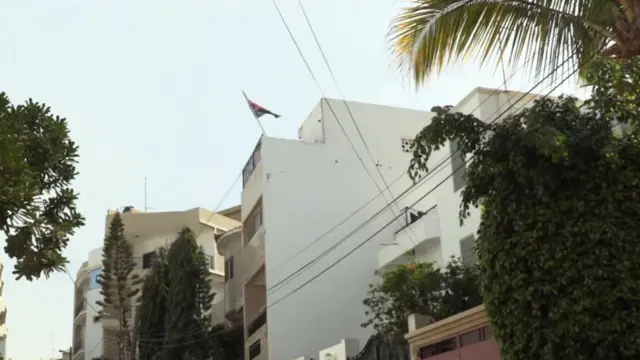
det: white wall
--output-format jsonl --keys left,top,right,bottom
{"left": 256, "top": 99, "right": 447, "bottom": 360}
{"left": 84, "top": 248, "right": 104, "bottom": 360}
{"left": 0, "top": 337, "right": 6, "bottom": 359}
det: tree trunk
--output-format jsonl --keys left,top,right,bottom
{"left": 608, "top": 0, "right": 640, "bottom": 57}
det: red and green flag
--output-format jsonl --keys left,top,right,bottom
{"left": 246, "top": 98, "right": 280, "bottom": 119}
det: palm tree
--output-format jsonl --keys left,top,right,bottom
{"left": 390, "top": 0, "right": 640, "bottom": 86}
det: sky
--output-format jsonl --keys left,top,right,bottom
{"left": 0, "top": 1, "right": 584, "bottom": 359}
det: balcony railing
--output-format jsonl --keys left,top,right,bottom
{"left": 242, "top": 139, "right": 262, "bottom": 188}
{"left": 73, "top": 338, "right": 84, "bottom": 354}
{"left": 75, "top": 298, "right": 86, "bottom": 317}
{"left": 395, "top": 205, "right": 437, "bottom": 235}
{"left": 247, "top": 308, "right": 267, "bottom": 338}
{"left": 131, "top": 254, "right": 215, "bottom": 270}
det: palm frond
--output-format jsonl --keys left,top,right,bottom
{"left": 390, "top": 0, "right": 614, "bottom": 85}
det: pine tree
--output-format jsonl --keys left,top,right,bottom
{"left": 162, "top": 227, "right": 215, "bottom": 360}
{"left": 96, "top": 213, "right": 144, "bottom": 360}
{"left": 135, "top": 247, "right": 170, "bottom": 360}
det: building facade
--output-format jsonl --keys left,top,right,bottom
{"left": 0, "top": 260, "right": 7, "bottom": 359}
{"left": 215, "top": 87, "right": 543, "bottom": 360}
{"left": 72, "top": 206, "right": 240, "bottom": 360}
{"left": 405, "top": 306, "right": 499, "bottom": 360}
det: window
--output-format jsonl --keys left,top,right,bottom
{"left": 449, "top": 139, "right": 467, "bottom": 191}
{"left": 243, "top": 199, "right": 263, "bottom": 245}
{"left": 418, "top": 337, "right": 457, "bottom": 358}
{"left": 225, "top": 257, "right": 234, "bottom": 281}
{"left": 460, "top": 326, "right": 492, "bottom": 347}
{"left": 248, "top": 339, "right": 261, "bottom": 360}
{"left": 460, "top": 235, "right": 477, "bottom": 266}
{"left": 93, "top": 315, "right": 102, "bottom": 323}
{"left": 142, "top": 251, "right": 157, "bottom": 269}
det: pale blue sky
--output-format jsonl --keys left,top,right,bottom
{"left": 0, "top": 1, "right": 580, "bottom": 359}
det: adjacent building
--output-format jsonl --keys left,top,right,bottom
{"left": 405, "top": 305, "right": 499, "bottom": 360}
{"left": 0, "top": 259, "right": 7, "bottom": 359}
{"left": 216, "top": 87, "right": 542, "bottom": 360}
{"left": 72, "top": 206, "right": 240, "bottom": 360}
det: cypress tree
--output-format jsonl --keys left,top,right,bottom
{"left": 162, "top": 227, "right": 215, "bottom": 360}
{"left": 96, "top": 213, "right": 143, "bottom": 360}
{"left": 135, "top": 247, "right": 169, "bottom": 360}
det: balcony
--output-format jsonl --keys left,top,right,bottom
{"left": 245, "top": 308, "right": 268, "bottom": 360}
{"left": 73, "top": 338, "right": 84, "bottom": 360}
{"left": 132, "top": 254, "right": 215, "bottom": 272}
{"left": 378, "top": 205, "right": 441, "bottom": 269}
{"left": 247, "top": 308, "right": 266, "bottom": 338}
{"left": 242, "top": 138, "right": 262, "bottom": 188}
{"left": 74, "top": 298, "right": 87, "bottom": 326}
{"left": 243, "top": 227, "right": 265, "bottom": 284}
{"left": 224, "top": 276, "right": 244, "bottom": 322}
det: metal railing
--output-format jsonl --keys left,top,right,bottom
{"left": 74, "top": 298, "right": 86, "bottom": 317}
{"left": 395, "top": 205, "right": 437, "bottom": 235}
{"left": 132, "top": 254, "right": 215, "bottom": 270}
{"left": 247, "top": 308, "right": 267, "bottom": 338}
{"left": 242, "top": 138, "right": 262, "bottom": 188}
{"left": 73, "top": 338, "right": 84, "bottom": 354}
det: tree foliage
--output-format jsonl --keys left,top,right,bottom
{"left": 0, "top": 92, "right": 84, "bottom": 280}
{"left": 96, "top": 213, "right": 143, "bottom": 359}
{"left": 135, "top": 247, "right": 169, "bottom": 360}
{"left": 407, "top": 57, "right": 640, "bottom": 360}
{"left": 362, "top": 257, "right": 481, "bottom": 338}
{"left": 388, "top": 0, "right": 639, "bottom": 86}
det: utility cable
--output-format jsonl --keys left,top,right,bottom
{"left": 265, "top": 60, "right": 553, "bottom": 294}
{"left": 269, "top": 0, "right": 420, "bottom": 246}
{"left": 267, "top": 48, "right": 585, "bottom": 309}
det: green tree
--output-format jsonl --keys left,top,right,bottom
{"left": 209, "top": 323, "right": 244, "bottom": 360}
{"left": 362, "top": 257, "right": 481, "bottom": 339}
{"left": 406, "top": 57, "right": 640, "bottom": 360}
{"left": 96, "top": 213, "right": 143, "bottom": 360}
{"left": 162, "top": 227, "right": 216, "bottom": 360}
{"left": 135, "top": 247, "right": 169, "bottom": 360}
{"left": 0, "top": 92, "right": 84, "bottom": 280}
{"left": 389, "top": 0, "right": 640, "bottom": 86}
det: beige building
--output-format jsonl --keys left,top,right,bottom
{"left": 0, "top": 260, "right": 7, "bottom": 359}
{"left": 72, "top": 206, "right": 240, "bottom": 360}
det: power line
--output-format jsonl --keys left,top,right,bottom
{"left": 265, "top": 67, "right": 549, "bottom": 294}
{"left": 267, "top": 48, "right": 584, "bottom": 309}
{"left": 269, "top": 0, "right": 421, "bottom": 246}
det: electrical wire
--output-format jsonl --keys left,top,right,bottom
{"left": 266, "top": 46, "right": 586, "bottom": 310}
{"left": 265, "top": 65, "right": 551, "bottom": 294}
{"left": 269, "top": 0, "right": 421, "bottom": 246}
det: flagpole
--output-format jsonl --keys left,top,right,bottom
{"left": 242, "top": 90, "right": 267, "bottom": 135}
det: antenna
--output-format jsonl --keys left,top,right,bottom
{"left": 144, "top": 176, "right": 148, "bottom": 212}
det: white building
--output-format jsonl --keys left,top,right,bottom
{"left": 0, "top": 259, "right": 6, "bottom": 360}
{"left": 217, "top": 87, "right": 541, "bottom": 360}
{"left": 72, "top": 206, "right": 240, "bottom": 360}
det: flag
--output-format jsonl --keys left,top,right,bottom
{"left": 246, "top": 98, "right": 281, "bottom": 119}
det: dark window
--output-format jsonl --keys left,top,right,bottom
{"left": 248, "top": 339, "right": 261, "bottom": 360}
{"left": 450, "top": 139, "right": 467, "bottom": 192}
{"left": 93, "top": 315, "right": 102, "bottom": 323}
{"left": 460, "top": 235, "right": 477, "bottom": 266}
{"left": 225, "top": 257, "right": 234, "bottom": 281}
{"left": 142, "top": 251, "right": 157, "bottom": 269}
{"left": 418, "top": 337, "right": 457, "bottom": 358}
{"left": 460, "top": 326, "right": 492, "bottom": 347}
{"left": 243, "top": 199, "right": 263, "bottom": 244}
{"left": 243, "top": 140, "right": 262, "bottom": 188}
